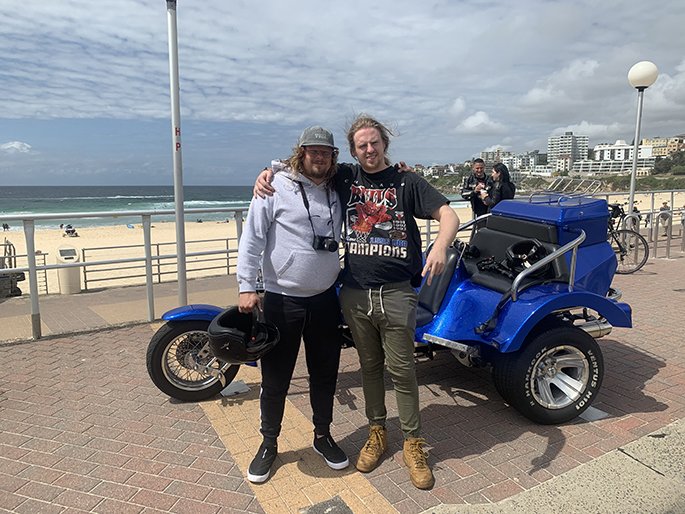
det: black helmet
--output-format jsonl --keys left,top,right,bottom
{"left": 505, "top": 238, "right": 550, "bottom": 277}
{"left": 208, "top": 306, "right": 279, "bottom": 365}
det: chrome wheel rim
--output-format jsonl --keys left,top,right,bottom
{"left": 530, "top": 345, "right": 590, "bottom": 409}
{"left": 161, "top": 330, "right": 229, "bottom": 392}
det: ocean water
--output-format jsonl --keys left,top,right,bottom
{"left": 0, "top": 186, "right": 255, "bottom": 230}
{"left": 0, "top": 185, "right": 466, "bottom": 231}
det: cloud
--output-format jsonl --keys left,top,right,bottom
{"left": 483, "top": 139, "right": 514, "bottom": 152}
{"left": 454, "top": 112, "right": 507, "bottom": 136}
{"left": 551, "top": 121, "right": 629, "bottom": 142}
{"left": 639, "top": 58, "right": 685, "bottom": 122}
{"left": 0, "top": 1, "right": 684, "bottom": 184}
{"left": 1, "top": 141, "right": 33, "bottom": 154}
{"left": 450, "top": 97, "right": 466, "bottom": 117}
{"left": 517, "top": 59, "right": 601, "bottom": 118}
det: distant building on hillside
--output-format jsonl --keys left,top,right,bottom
{"left": 547, "top": 132, "right": 588, "bottom": 169}
{"left": 479, "top": 148, "right": 514, "bottom": 169}
{"left": 594, "top": 140, "right": 653, "bottom": 161}
{"left": 570, "top": 140, "right": 655, "bottom": 176}
{"left": 555, "top": 154, "right": 573, "bottom": 173}
{"left": 666, "top": 136, "right": 684, "bottom": 155}
{"left": 642, "top": 137, "right": 669, "bottom": 157}
{"left": 641, "top": 136, "right": 684, "bottom": 157}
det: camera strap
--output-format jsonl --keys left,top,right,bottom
{"left": 297, "top": 181, "right": 334, "bottom": 238}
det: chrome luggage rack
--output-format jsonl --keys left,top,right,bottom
{"left": 528, "top": 177, "right": 602, "bottom": 205}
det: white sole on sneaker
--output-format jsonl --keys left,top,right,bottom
{"left": 312, "top": 444, "right": 350, "bottom": 470}
{"left": 247, "top": 470, "right": 270, "bottom": 483}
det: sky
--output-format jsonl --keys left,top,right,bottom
{"left": 1, "top": 0, "right": 684, "bottom": 186}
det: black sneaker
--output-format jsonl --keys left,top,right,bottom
{"left": 247, "top": 443, "right": 277, "bottom": 483}
{"left": 313, "top": 435, "right": 349, "bottom": 470}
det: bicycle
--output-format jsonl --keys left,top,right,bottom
{"left": 607, "top": 203, "right": 649, "bottom": 274}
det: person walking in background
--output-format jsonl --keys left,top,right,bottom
{"left": 480, "top": 162, "right": 516, "bottom": 212}
{"left": 237, "top": 126, "right": 348, "bottom": 483}
{"left": 659, "top": 201, "right": 670, "bottom": 237}
{"left": 460, "top": 158, "right": 491, "bottom": 219}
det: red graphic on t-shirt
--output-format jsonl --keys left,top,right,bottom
{"left": 351, "top": 201, "right": 392, "bottom": 234}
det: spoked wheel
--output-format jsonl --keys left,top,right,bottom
{"left": 492, "top": 323, "right": 604, "bottom": 424}
{"left": 610, "top": 229, "right": 648, "bottom": 274}
{"left": 146, "top": 320, "right": 239, "bottom": 401}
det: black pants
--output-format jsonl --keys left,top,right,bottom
{"left": 259, "top": 285, "right": 342, "bottom": 445}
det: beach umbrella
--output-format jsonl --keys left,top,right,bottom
{"left": 166, "top": 0, "right": 188, "bottom": 306}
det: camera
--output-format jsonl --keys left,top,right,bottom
{"left": 312, "top": 235, "right": 339, "bottom": 252}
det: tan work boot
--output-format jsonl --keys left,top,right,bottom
{"left": 355, "top": 426, "right": 387, "bottom": 472}
{"left": 403, "top": 438, "right": 434, "bottom": 489}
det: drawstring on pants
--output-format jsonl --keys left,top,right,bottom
{"left": 366, "top": 285, "right": 386, "bottom": 317}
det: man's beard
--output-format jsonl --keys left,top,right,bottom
{"left": 303, "top": 165, "right": 329, "bottom": 181}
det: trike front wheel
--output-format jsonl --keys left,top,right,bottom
{"left": 146, "top": 320, "right": 240, "bottom": 402}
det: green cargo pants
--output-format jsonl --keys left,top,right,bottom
{"left": 339, "top": 281, "right": 421, "bottom": 439}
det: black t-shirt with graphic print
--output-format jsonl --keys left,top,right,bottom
{"left": 334, "top": 163, "right": 449, "bottom": 289}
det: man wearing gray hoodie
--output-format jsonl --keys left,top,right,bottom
{"left": 237, "top": 126, "right": 348, "bottom": 483}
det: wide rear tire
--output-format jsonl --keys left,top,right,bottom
{"left": 492, "top": 323, "right": 604, "bottom": 424}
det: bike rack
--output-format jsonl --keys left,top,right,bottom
{"left": 652, "top": 211, "right": 674, "bottom": 259}
{"left": 621, "top": 213, "right": 641, "bottom": 231}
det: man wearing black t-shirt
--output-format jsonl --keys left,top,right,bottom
{"left": 337, "top": 115, "right": 459, "bottom": 489}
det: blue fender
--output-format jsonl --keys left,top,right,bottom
{"left": 488, "top": 284, "right": 632, "bottom": 353}
{"left": 415, "top": 281, "right": 631, "bottom": 354}
{"left": 161, "top": 304, "right": 224, "bottom": 322}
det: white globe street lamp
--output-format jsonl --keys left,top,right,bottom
{"left": 627, "top": 61, "right": 658, "bottom": 214}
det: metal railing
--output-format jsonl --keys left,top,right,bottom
{"left": 81, "top": 237, "right": 238, "bottom": 290}
{"left": 0, "top": 205, "right": 442, "bottom": 340}
{"left": 596, "top": 189, "right": 684, "bottom": 236}
{"left": 0, "top": 207, "right": 248, "bottom": 339}
{"left": 1, "top": 189, "right": 682, "bottom": 340}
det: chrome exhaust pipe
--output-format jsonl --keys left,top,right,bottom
{"left": 577, "top": 318, "right": 613, "bottom": 338}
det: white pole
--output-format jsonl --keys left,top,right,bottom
{"left": 142, "top": 214, "right": 155, "bottom": 321}
{"left": 166, "top": 0, "right": 188, "bottom": 306}
{"left": 628, "top": 88, "right": 645, "bottom": 211}
{"left": 23, "top": 219, "right": 41, "bottom": 339}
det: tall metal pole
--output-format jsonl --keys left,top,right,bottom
{"left": 166, "top": 0, "right": 188, "bottom": 306}
{"left": 628, "top": 87, "right": 646, "bottom": 211}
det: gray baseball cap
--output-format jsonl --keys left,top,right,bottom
{"left": 298, "top": 126, "right": 336, "bottom": 148}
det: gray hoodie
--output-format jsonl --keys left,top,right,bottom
{"left": 237, "top": 169, "right": 342, "bottom": 297}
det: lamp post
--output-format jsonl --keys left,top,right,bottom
{"left": 627, "top": 61, "right": 658, "bottom": 214}
{"left": 166, "top": 0, "right": 188, "bottom": 306}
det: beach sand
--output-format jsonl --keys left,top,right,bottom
{"left": 4, "top": 219, "right": 241, "bottom": 295}
{"left": 4, "top": 206, "right": 474, "bottom": 295}
{"left": 4, "top": 191, "right": 683, "bottom": 296}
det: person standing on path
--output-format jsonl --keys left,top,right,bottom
{"left": 237, "top": 126, "right": 348, "bottom": 483}
{"left": 254, "top": 115, "right": 460, "bottom": 489}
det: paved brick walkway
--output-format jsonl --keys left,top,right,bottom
{"left": 0, "top": 254, "right": 684, "bottom": 513}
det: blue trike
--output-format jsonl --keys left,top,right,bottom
{"left": 146, "top": 181, "right": 631, "bottom": 425}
